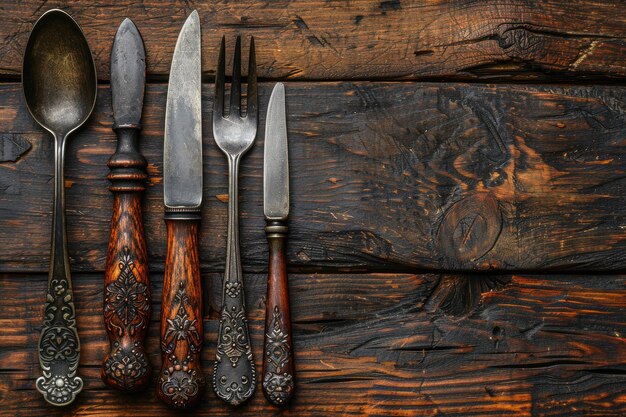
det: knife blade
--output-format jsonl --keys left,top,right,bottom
{"left": 163, "top": 10, "right": 202, "bottom": 211}
{"left": 157, "top": 10, "right": 206, "bottom": 409}
{"left": 102, "top": 18, "right": 152, "bottom": 392}
{"left": 264, "top": 82, "right": 289, "bottom": 220}
{"left": 262, "top": 82, "right": 295, "bottom": 406}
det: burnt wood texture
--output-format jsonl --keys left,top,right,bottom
{"left": 0, "top": 1, "right": 625, "bottom": 81}
{"left": 102, "top": 126, "right": 152, "bottom": 391}
{"left": 0, "top": 272, "right": 624, "bottom": 416}
{"left": 0, "top": 83, "right": 624, "bottom": 273}
{"left": 1, "top": 1, "right": 625, "bottom": 415}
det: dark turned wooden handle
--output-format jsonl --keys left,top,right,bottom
{"left": 262, "top": 220, "right": 295, "bottom": 406}
{"left": 102, "top": 126, "right": 152, "bottom": 391}
{"left": 157, "top": 217, "right": 206, "bottom": 409}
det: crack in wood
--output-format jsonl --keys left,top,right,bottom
{"left": 0, "top": 133, "right": 31, "bottom": 163}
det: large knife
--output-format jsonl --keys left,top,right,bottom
{"left": 101, "top": 18, "right": 151, "bottom": 392}
{"left": 262, "top": 83, "right": 295, "bottom": 406}
{"left": 156, "top": 10, "right": 206, "bottom": 409}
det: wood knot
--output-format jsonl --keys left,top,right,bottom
{"left": 436, "top": 193, "right": 502, "bottom": 267}
{"left": 425, "top": 274, "right": 511, "bottom": 317}
{"left": 497, "top": 26, "right": 545, "bottom": 60}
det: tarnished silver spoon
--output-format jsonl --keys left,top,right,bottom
{"left": 22, "top": 9, "right": 97, "bottom": 406}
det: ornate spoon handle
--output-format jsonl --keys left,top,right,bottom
{"left": 101, "top": 125, "right": 151, "bottom": 391}
{"left": 213, "top": 156, "right": 256, "bottom": 406}
{"left": 262, "top": 220, "right": 295, "bottom": 405}
{"left": 36, "top": 138, "right": 83, "bottom": 406}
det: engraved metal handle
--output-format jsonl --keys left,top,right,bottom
{"left": 36, "top": 136, "right": 83, "bottom": 406}
{"left": 262, "top": 220, "right": 295, "bottom": 406}
{"left": 101, "top": 126, "right": 151, "bottom": 391}
{"left": 213, "top": 155, "right": 256, "bottom": 406}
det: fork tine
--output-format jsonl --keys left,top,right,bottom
{"left": 246, "top": 36, "right": 257, "bottom": 123}
{"left": 230, "top": 36, "right": 242, "bottom": 117}
{"left": 214, "top": 36, "right": 225, "bottom": 121}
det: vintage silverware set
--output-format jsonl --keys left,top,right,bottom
{"left": 23, "top": 9, "right": 294, "bottom": 409}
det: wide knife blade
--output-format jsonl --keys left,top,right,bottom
{"left": 111, "top": 18, "right": 145, "bottom": 127}
{"left": 264, "top": 83, "right": 289, "bottom": 220}
{"left": 163, "top": 10, "right": 202, "bottom": 210}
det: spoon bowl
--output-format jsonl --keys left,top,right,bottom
{"left": 23, "top": 9, "right": 97, "bottom": 137}
{"left": 22, "top": 9, "right": 96, "bottom": 407}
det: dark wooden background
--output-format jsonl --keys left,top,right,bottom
{"left": 0, "top": 1, "right": 625, "bottom": 416}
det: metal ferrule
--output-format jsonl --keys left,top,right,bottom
{"left": 112, "top": 122, "right": 142, "bottom": 131}
{"left": 265, "top": 220, "right": 288, "bottom": 238}
{"left": 164, "top": 206, "right": 202, "bottom": 221}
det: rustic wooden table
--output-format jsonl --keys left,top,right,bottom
{"left": 0, "top": 1, "right": 625, "bottom": 416}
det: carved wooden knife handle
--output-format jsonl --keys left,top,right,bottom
{"left": 157, "top": 216, "right": 206, "bottom": 408}
{"left": 102, "top": 125, "right": 151, "bottom": 391}
{"left": 262, "top": 220, "right": 295, "bottom": 406}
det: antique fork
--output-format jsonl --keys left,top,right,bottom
{"left": 212, "top": 35, "right": 257, "bottom": 406}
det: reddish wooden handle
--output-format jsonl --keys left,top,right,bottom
{"left": 157, "top": 219, "right": 206, "bottom": 409}
{"left": 262, "top": 221, "right": 295, "bottom": 406}
{"left": 102, "top": 128, "right": 152, "bottom": 391}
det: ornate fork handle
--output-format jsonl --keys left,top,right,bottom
{"left": 213, "top": 155, "right": 256, "bottom": 406}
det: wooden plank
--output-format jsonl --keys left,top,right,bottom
{"left": 0, "top": 1, "right": 625, "bottom": 81}
{"left": 0, "top": 272, "right": 624, "bottom": 416}
{"left": 1, "top": 82, "right": 625, "bottom": 273}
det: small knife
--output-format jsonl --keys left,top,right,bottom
{"left": 101, "top": 18, "right": 151, "bottom": 392}
{"left": 156, "top": 10, "right": 206, "bottom": 409}
{"left": 262, "top": 83, "right": 295, "bottom": 406}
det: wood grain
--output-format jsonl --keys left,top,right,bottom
{"left": 158, "top": 220, "right": 205, "bottom": 408}
{"left": 2, "top": 2, "right": 624, "bottom": 416}
{"left": 0, "top": 1, "right": 625, "bottom": 81}
{"left": 102, "top": 127, "right": 152, "bottom": 391}
{"left": 0, "top": 272, "right": 623, "bottom": 416}
{"left": 262, "top": 221, "right": 295, "bottom": 405}
{"left": 0, "top": 82, "right": 624, "bottom": 273}
{"left": 102, "top": 193, "right": 152, "bottom": 391}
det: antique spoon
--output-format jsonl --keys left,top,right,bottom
{"left": 22, "top": 9, "right": 97, "bottom": 406}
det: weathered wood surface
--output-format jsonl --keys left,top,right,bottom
{"left": 0, "top": 272, "right": 623, "bottom": 416}
{"left": 1, "top": 1, "right": 626, "bottom": 81}
{"left": 1, "top": 82, "right": 625, "bottom": 273}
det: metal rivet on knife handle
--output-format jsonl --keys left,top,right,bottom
{"left": 156, "top": 10, "right": 206, "bottom": 409}
{"left": 262, "top": 83, "right": 295, "bottom": 405}
{"left": 23, "top": 9, "right": 97, "bottom": 406}
{"left": 101, "top": 18, "right": 152, "bottom": 392}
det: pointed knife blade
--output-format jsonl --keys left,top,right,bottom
{"left": 164, "top": 11, "right": 202, "bottom": 210}
{"left": 264, "top": 83, "right": 289, "bottom": 220}
{"left": 111, "top": 18, "right": 145, "bottom": 127}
